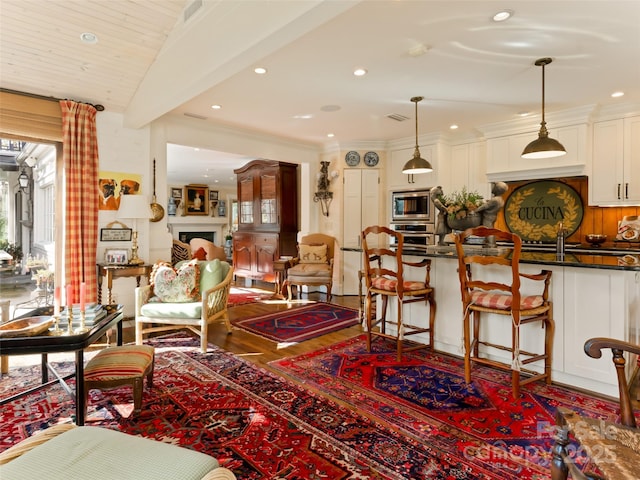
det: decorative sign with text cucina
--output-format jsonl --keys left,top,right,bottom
{"left": 504, "top": 180, "right": 583, "bottom": 242}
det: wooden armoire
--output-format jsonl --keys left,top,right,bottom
{"left": 232, "top": 160, "right": 298, "bottom": 282}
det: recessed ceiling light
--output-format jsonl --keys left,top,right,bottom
{"left": 80, "top": 32, "right": 98, "bottom": 44}
{"left": 293, "top": 114, "right": 313, "bottom": 119}
{"left": 517, "top": 111, "right": 530, "bottom": 117}
{"left": 327, "top": 133, "right": 335, "bottom": 138}
{"left": 611, "top": 91, "right": 625, "bottom": 98}
{"left": 492, "top": 10, "right": 513, "bottom": 22}
{"left": 353, "top": 68, "right": 368, "bottom": 77}
{"left": 449, "top": 124, "right": 459, "bottom": 130}
{"left": 408, "top": 44, "right": 430, "bottom": 57}
{"left": 254, "top": 67, "right": 267, "bottom": 74}
{"left": 211, "top": 104, "right": 221, "bottom": 109}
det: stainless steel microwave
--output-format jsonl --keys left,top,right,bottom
{"left": 391, "top": 188, "right": 434, "bottom": 223}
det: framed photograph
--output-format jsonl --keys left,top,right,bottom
{"left": 218, "top": 200, "right": 227, "bottom": 217}
{"left": 104, "top": 249, "right": 129, "bottom": 265}
{"left": 184, "top": 185, "right": 209, "bottom": 216}
{"left": 171, "top": 188, "right": 183, "bottom": 199}
{"left": 209, "top": 190, "right": 219, "bottom": 201}
{"left": 100, "top": 228, "right": 133, "bottom": 242}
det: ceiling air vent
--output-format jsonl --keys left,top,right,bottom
{"left": 184, "top": 0, "right": 203, "bottom": 22}
{"left": 386, "top": 113, "right": 410, "bottom": 122}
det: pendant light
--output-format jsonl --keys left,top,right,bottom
{"left": 521, "top": 57, "right": 567, "bottom": 159}
{"left": 402, "top": 96, "right": 433, "bottom": 174}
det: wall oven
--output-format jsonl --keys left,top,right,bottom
{"left": 389, "top": 222, "right": 435, "bottom": 251}
{"left": 391, "top": 188, "right": 434, "bottom": 223}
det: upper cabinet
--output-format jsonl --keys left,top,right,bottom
{"left": 590, "top": 116, "right": 640, "bottom": 206}
{"left": 447, "top": 142, "right": 491, "bottom": 198}
{"left": 485, "top": 124, "right": 588, "bottom": 182}
{"left": 234, "top": 159, "right": 298, "bottom": 232}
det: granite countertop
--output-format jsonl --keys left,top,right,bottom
{"left": 414, "top": 245, "right": 640, "bottom": 271}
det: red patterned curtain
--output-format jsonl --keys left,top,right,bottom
{"left": 61, "top": 101, "right": 99, "bottom": 303}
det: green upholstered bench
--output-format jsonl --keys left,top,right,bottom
{"left": 84, "top": 344, "right": 155, "bottom": 417}
{"left": 0, "top": 424, "right": 236, "bottom": 479}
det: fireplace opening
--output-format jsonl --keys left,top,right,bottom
{"left": 179, "top": 231, "right": 215, "bottom": 244}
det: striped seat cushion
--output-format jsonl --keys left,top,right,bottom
{"left": 85, "top": 345, "right": 154, "bottom": 381}
{"left": 372, "top": 277, "right": 426, "bottom": 292}
{"left": 470, "top": 291, "right": 544, "bottom": 310}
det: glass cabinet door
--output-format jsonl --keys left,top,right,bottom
{"left": 259, "top": 173, "right": 277, "bottom": 225}
{"left": 238, "top": 176, "right": 253, "bottom": 225}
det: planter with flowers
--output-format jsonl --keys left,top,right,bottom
{"left": 441, "top": 187, "right": 485, "bottom": 231}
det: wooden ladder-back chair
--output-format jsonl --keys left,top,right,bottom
{"left": 453, "top": 226, "right": 554, "bottom": 398}
{"left": 551, "top": 337, "right": 640, "bottom": 480}
{"left": 361, "top": 225, "right": 436, "bottom": 361}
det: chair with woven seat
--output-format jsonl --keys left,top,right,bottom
{"left": 286, "top": 233, "right": 335, "bottom": 302}
{"left": 361, "top": 225, "right": 436, "bottom": 361}
{"left": 135, "top": 259, "right": 233, "bottom": 353}
{"left": 551, "top": 337, "right": 640, "bottom": 480}
{"left": 453, "top": 226, "right": 554, "bottom": 398}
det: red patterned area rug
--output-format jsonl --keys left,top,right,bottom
{"left": 1, "top": 334, "right": 494, "bottom": 480}
{"left": 228, "top": 286, "right": 272, "bottom": 307}
{"left": 271, "top": 334, "right": 623, "bottom": 480}
{"left": 231, "top": 302, "right": 360, "bottom": 344}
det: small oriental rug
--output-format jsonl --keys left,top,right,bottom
{"left": 1, "top": 334, "right": 491, "bottom": 479}
{"left": 270, "top": 334, "right": 623, "bottom": 480}
{"left": 231, "top": 302, "right": 359, "bottom": 344}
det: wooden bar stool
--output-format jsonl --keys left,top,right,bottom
{"left": 453, "top": 226, "right": 554, "bottom": 398}
{"left": 362, "top": 226, "right": 436, "bottom": 361}
{"left": 84, "top": 345, "right": 155, "bottom": 416}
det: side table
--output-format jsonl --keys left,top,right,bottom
{"left": 96, "top": 263, "right": 153, "bottom": 305}
{"left": 271, "top": 258, "right": 292, "bottom": 300}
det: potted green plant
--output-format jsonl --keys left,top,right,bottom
{"left": 0, "top": 240, "right": 23, "bottom": 265}
{"left": 440, "top": 187, "right": 484, "bottom": 231}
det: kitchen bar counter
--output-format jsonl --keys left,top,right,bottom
{"left": 361, "top": 244, "right": 640, "bottom": 398}
{"left": 417, "top": 245, "right": 640, "bottom": 271}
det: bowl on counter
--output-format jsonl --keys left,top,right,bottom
{"left": 585, "top": 234, "right": 607, "bottom": 247}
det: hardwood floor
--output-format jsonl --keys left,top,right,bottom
{"left": 124, "top": 282, "right": 364, "bottom": 370}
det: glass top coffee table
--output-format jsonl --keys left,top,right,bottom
{"left": 0, "top": 304, "right": 124, "bottom": 425}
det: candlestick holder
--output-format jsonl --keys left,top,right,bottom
{"left": 65, "top": 308, "right": 74, "bottom": 335}
{"left": 75, "top": 310, "right": 89, "bottom": 333}
{"left": 50, "top": 314, "right": 63, "bottom": 336}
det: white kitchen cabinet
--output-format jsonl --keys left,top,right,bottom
{"left": 342, "top": 169, "right": 380, "bottom": 295}
{"left": 388, "top": 145, "right": 439, "bottom": 190}
{"left": 485, "top": 124, "right": 588, "bottom": 182}
{"left": 590, "top": 116, "right": 640, "bottom": 205}
{"left": 448, "top": 142, "right": 491, "bottom": 198}
{"left": 562, "top": 268, "right": 636, "bottom": 396}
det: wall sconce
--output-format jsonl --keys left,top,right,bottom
{"left": 314, "top": 161, "right": 336, "bottom": 217}
{"left": 18, "top": 168, "right": 30, "bottom": 193}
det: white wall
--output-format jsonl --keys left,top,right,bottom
{"left": 95, "top": 112, "right": 328, "bottom": 313}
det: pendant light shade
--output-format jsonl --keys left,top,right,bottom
{"left": 402, "top": 96, "right": 433, "bottom": 174}
{"left": 522, "top": 58, "right": 567, "bottom": 159}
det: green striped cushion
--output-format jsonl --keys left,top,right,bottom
{"left": 85, "top": 345, "right": 154, "bottom": 381}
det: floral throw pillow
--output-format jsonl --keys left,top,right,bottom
{"left": 150, "top": 259, "right": 200, "bottom": 303}
{"left": 298, "top": 243, "right": 327, "bottom": 264}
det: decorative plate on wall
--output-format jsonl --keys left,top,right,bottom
{"left": 345, "top": 151, "right": 360, "bottom": 166}
{"left": 364, "top": 151, "right": 379, "bottom": 167}
{"left": 504, "top": 180, "right": 584, "bottom": 242}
